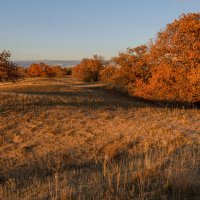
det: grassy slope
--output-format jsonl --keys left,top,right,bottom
{"left": 0, "top": 77, "right": 200, "bottom": 200}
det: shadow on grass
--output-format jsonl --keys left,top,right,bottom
{"left": 0, "top": 144, "right": 133, "bottom": 186}
{"left": 0, "top": 151, "right": 103, "bottom": 185}
{"left": 86, "top": 84, "right": 200, "bottom": 110}
{"left": 0, "top": 89, "right": 147, "bottom": 113}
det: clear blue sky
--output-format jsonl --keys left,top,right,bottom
{"left": 0, "top": 0, "right": 199, "bottom": 61}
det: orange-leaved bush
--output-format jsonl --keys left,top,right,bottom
{"left": 101, "top": 45, "right": 150, "bottom": 92}
{"left": 27, "top": 63, "right": 56, "bottom": 78}
{"left": 63, "top": 67, "right": 72, "bottom": 75}
{"left": 99, "top": 65, "right": 116, "bottom": 82}
{"left": 0, "top": 51, "right": 21, "bottom": 82}
{"left": 134, "top": 13, "right": 200, "bottom": 103}
{"left": 72, "top": 55, "right": 104, "bottom": 82}
{"left": 27, "top": 63, "right": 70, "bottom": 78}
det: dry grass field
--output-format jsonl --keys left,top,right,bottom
{"left": 0, "top": 77, "right": 200, "bottom": 200}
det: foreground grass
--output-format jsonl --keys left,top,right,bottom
{"left": 0, "top": 77, "right": 200, "bottom": 199}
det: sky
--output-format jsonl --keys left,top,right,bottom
{"left": 0, "top": 0, "right": 199, "bottom": 61}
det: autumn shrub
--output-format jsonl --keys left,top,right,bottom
{"left": 27, "top": 63, "right": 45, "bottom": 77}
{"left": 72, "top": 55, "right": 104, "bottom": 82}
{"left": 0, "top": 51, "right": 21, "bottom": 82}
{"left": 50, "top": 66, "right": 64, "bottom": 77}
{"left": 106, "top": 45, "right": 150, "bottom": 92}
{"left": 27, "top": 63, "right": 56, "bottom": 78}
{"left": 63, "top": 67, "right": 72, "bottom": 75}
{"left": 99, "top": 65, "right": 116, "bottom": 82}
{"left": 134, "top": 64, "right": 186, "bottom": 101}
{"left": 101, "top": 13, "right": 200, "bottom": 104}
{"left": 99, "top": 66, "right": 129, "bottom": 91}
{"left": 43, "top": 65, "right": 56, "bottom": 78}
{"left": 133, "top": 13, "right": 200, "bottom": 103}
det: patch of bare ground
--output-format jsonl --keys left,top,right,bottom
{"left": 0, "top": 77, "right": 200, "bottom": 199}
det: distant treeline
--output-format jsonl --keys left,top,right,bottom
{"left": 0, "top": 56, "right": 72, "bottom": 81}
{"left": 72, "top": 13, "right": 200, "bottom": 103}
{"left": 19, "top": 63, "right": 72, "bottom": 78}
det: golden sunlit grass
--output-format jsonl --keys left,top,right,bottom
{"left": 0, "top": 77, "right": 200, "bottom": 199}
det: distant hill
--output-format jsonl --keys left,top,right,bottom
{"left": 14, "top": 60, "right": 80, "bottom": 68}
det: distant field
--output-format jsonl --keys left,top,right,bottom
{"left": 0, "top": 77, "right": 200, "bottom": 200}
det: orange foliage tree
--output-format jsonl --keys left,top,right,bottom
{"left": 134, "top": 13, "right": 200, "bottom": 103}
{"left": 99, "top": 65, "right": 116, "bottom": 82}
{"left": 0, "top": 51, "right": 21, "bottom": 82}
{"left": 51, "top": 65, "right": 66, "bottom": 77}
{"left": 63, "top": 67, "right": 72, "bottom": 75}
{"left": 100, "top": 45, "right": 150, "bottom": 92}
{"left": 27, "top": 63, "right": 56, "bottom": 78}
{"left": 72, "top": 55, "right": 104, "bottom": 82}
{"left": 100, "top": 13, "right": 200, "bottom": 104}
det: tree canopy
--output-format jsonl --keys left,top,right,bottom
{"left": 0, "top": 51, "right": 20, "bottom": 82}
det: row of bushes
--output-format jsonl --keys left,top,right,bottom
{"left": 72, "top": 13, "right": 200, "bottom": 103}
{"left": 0, "top": 54, "right": 73, "bottom": 82}
{"left": 18, "top": 63, "right": 72, "bottom": 78}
